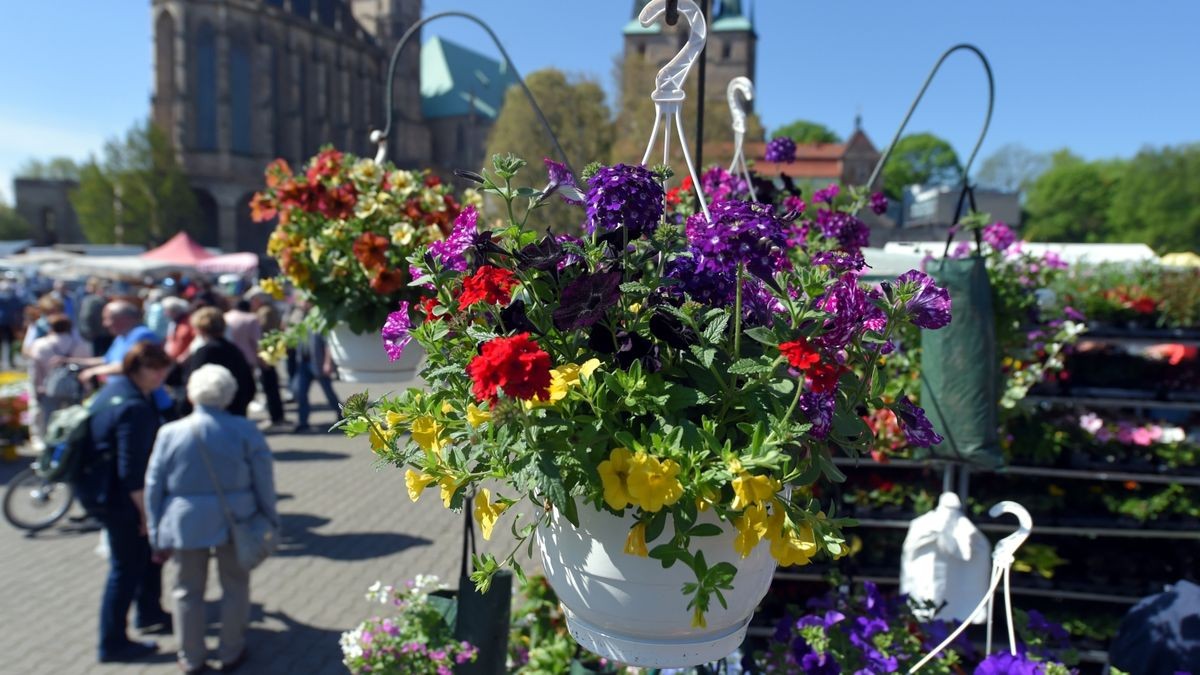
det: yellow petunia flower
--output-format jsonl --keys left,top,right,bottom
{"left": 473, "top": 489, "right": 509, "bottom": 541}
{"left": 405, "top": 469, "right": 435, "bottom": 503}
{"left": 624, "top": 522, "right": 649, "bottom": 557}
{"left": 438, "top": 476, "right": 460, "bottom": 508}
{"left": 733, "top": 503, "right": 770, "bottom": 558}
{"left": 369, "top": 424, "right": 396, "bottom": 455}
{"left": 769, "top": 518, "right": 818, "bottom": 567}
{"left": 730, "top": 471, "right": 782, "bottom": 511}
{"left": 386, "top": 410, "right": 407, "bottom": 427}
{"left": 466, "top": 404, "right": 491, "bottom": 428}
{"left": 260, "top": 277, "right": 286, "bottom": 300}
{"left": 598, "top": 447, "right": 634, "bottom": 510}
{"left": 411, "top": 415, "right": 445, "bottom": 454}
{"left": 527, "top": 358, "right": 602, "bottom": 408}
{"left": 440, "top": 401, "right": 454, "bottom": 414}
{"left": 626, "top": 452, "right": 684, "bottom": 513}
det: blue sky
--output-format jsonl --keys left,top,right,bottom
{"left": 2, "top": 1, "right": 1198, "bottom": 202}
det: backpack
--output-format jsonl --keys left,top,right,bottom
{"left": 36, "top": 396, "right": 124, "bottom": 516}
{"left": 43, "top": 363, "right": 86, "bottom": 403}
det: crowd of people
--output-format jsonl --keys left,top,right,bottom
{"left": 4, "top": 272, "right": 342, "bottom": 671}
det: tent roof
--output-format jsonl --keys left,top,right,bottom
{"left": 141, "top": 232, "right": 215, "bottom": 264}
{"left": 197, "top": 252, "right": 259, "bottom": 274}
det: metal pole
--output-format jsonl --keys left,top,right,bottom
{"left": 693, "top": 0, "right": 711, "bottom": 173}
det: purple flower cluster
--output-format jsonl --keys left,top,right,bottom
{"left": 700, "top": 166, "right": 750, "bottom": 203}
{"left": 895, "top": 269, "right": 952, "bottom": 329}
{"left": 584, "top": 164, "right": 664, "bottom": 237}
{"left": 813, "top": 183, "right": 840, "bottom": 204}
{"left": 983, "top": 221, "right": 1017, "bottom": 252}
{"left": 770, "top": 582, "right": 908, "bottom": 674}
{"left": 685, "top": 199, "right": 791, "bottom": 281}
{"left": 426, "top": 206, "right": 478, "bottom": 273}
{"left": 764, "top": 136, "right": 797, "bottom": 164}
{"left": 381, "top": 301, "right": 412, "bottom": 361}
{"left": 870, "top": 191, "right": 888, "bottom": 215}
{"left": 974, "top": 652, "right": 1043, "bottom": 675}
{"left": 816, "top": 209, "right": 870, "bottom": 253}
{"left": 893, "top": 395, "right": 943, "bottom": 447}
{"left": 815, "top": 273, "right": 887, "bottom": 350}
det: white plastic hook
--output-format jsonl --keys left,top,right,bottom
{"left": 370, "top": 129, "right": 387, "bottom": 165}
{"left": 726, "top": 76, "right": 757, "bottom": 201}
{"left": 908, "top": 500, "right": 1034, "bottom": 673}
{"left": 638, "top": 0, "right": 711, "bottom": 221}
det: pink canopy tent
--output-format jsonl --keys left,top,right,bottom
{"left": 140, "top": 231, "right": 214, "bottom": 265}
{"left": 196, "top": 252, "right": 260, "bottom": 274}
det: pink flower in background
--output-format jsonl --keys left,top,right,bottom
{"left": 1130, "top": 427, "right": 1153, "bottom": 446}
{"left": 1079, "top": 413, "right": 1103, "bottom": 434}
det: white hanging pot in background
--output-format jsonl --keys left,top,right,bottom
{"left": 327, "top": 323, "right": 424, "bottom": 383}
{"left": 536, "top": 503, "right": 776, "bottom": 669}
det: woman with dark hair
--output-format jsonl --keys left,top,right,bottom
{"left": 180, "top": 307, "right": 256, "bottom": 417}
{"left": 90, "top": 341, "right": 175, "bottom": 663}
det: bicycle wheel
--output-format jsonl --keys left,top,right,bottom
{"left": 3, "top": 468, "right": 74, "bottom": 532}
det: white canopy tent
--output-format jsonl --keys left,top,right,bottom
{"left": 882, "top": 241, "right": 1159, "bottom": 265}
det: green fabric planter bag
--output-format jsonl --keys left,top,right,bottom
{"left": 918, "top": 254, "right": 1004, "bottom": 469}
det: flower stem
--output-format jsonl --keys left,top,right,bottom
{"left": 733, "top": 263, "right": 744, "bottom": 359}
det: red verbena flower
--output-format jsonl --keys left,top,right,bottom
{"left": 459, "top": 265, "right": 518, "bottom": 308}
{"left": 353, "top": 232, "right": 390, "bottom": 271}
{"left": 807, "top": 361, "right": 845, "bottom": 394}
{"left": 779, "top": 338, "right": 820, "bottom": 370}
{"left": 467, "top": 333, "right": 552, "bottom": 405}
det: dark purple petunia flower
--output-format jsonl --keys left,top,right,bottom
{"left": 515, "top": 234, "right": 567, "bottom": 273}
{"left": 893, "top": 396, "right": 943, "bottom": 447}
{"left": 380, "top": 301, "right": 412, "bottom": 361}
{"left": 588, "top": 324, "right": 660, "bottom": 372}
{"left": 552, "top": 269, "right": 622, "bottom": 331}
{"left": 543, "top": 157, "right": 584, "bottom": 205}
{"left": 584, "top": 164, "right": 664, "bottom": 238}
{"left": 815, "top": 273, "right": 886, "bottom": 350}
{"left": 813, "top": 183, "right": 840, "bottom": 204}
{"left": 895, "top": 269, "right": 952, "bottom": 329}
{"left": 870, "top": 191, "right": 888, "bottom": 215}
{"left": 685, "top": 199, "right": 791, "bottom": 282}
{"left": 799, "top": 391, "right": 835, "bottom": 438}
{"left": 983, "top": 221, "right": 1017, "bottom": 252}
{"left": 973, "top": 652, "right": 1043, "bottom": 675}
{"left": 500, "top": 299, "right": 538, "bottom": 335}
{"left": 764, "top": 136, "right": 797, "bottom": 164}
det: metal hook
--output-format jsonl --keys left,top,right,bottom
{"left": 861, "top": 44, "right": 995, "bottom": 209}
{"left": 371, "top": 11, "right": 574, "bottom": 179}
{"left": 639, "top": 0, "right": 711, "bottom": 221}
{"left": 726, "top": 77, "right": 756, "bottom": 201}
{"left": 988, "top": 500, "right": 1032, "bottom": 566}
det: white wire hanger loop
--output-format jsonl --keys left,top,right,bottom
{"left": 638, "top": 0, "right": 711, "bottom": 222}
{"left": 909, "top": 501, "right": 1033, "bottom": 673}
{"left": 726, "top": 76, "right": 756, "bottom": 201}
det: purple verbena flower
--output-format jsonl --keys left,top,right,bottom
{"left": 893, "top": 396, "right": 943, "bottom": 447}
{"left": 982, "top": 221, "right": 1017, "bottom": 252}
{"left": 870, "top": 191, "right": 888, "bottom": 215}
{"left": 701, "top": 166, "right": 750, "bottom": 203}
{"left": 813, "top": 183, "right": 840, "bottom": 204}
{"left": 585, "top": 164, "right": 664, "bottom": 238}
{"left": 895, "top": 269, "right": 952, "bottom": 329}
{"left": 765, "top": 136, "right": 797, "bottom": 164}
{"left": 380, "top": 301, "right": 412, "bottom": 361}
{"left": 685, "top": 199, "right": 791, "bottom": 281}
{"left": 812, "top": 249, "right": 866, "bottom": 271}
{"left": 816, "top": 209, "right": 870, "bottom": 252}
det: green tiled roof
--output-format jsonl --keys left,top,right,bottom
{"left": 712, "top": 0, "right": 754, "bottom": 33}
{"left": 420, "top": 36, "right": 517, "bottom": 120}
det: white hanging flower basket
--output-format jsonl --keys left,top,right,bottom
{"left": 328, "top": 323, "right": 424, "bottom": 383}
{"left": 536, "top": 503, "right": 776, "bottom": 669}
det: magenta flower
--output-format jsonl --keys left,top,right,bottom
{"left": 764, "top": 136, "right": 797, "bottom": 163}
{"left": 982, "top": 221, "right": 1017, "bottom": 252}
{"left": 381, "top": 301, "right": 412, "bottom": 361}
{"left": 813, "top": 183, "right": 840, "bottom": 204}
{"left": 896, "top": 270, "right": 952, "bottom": 329}
{"left": 426, "top": 205, "right": 479, "bottom": 273}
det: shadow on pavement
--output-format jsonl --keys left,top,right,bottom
{"left": 194, "top": 605, "right": 346, "bottom": 674}
{"left": 277, "top": 512, "right": 431, "bottom": 561}
{"left": 271, "top": 449, "right": 350, "bottom": 462}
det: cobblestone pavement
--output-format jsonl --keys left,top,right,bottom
{"left": 0, "top": 379, "right": 524, "bottom": 675}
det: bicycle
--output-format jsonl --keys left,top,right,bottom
{"left": 3, "top": 464, "right": 75, "bottom": 532}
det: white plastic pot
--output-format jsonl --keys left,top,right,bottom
{"left": 327, "top": 323, "right": 424, "bottom": 383}
{"left": 536, "top": 503, "right": 776, "bottom": 669}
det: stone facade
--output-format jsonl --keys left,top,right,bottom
{"left": 12, "top": 179, "right": 83, "bottom": 246}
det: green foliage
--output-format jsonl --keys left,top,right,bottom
{"left": 1023, "top": 150, "right": 1123, "bottom": 243}
{"left": 881, "top": 132, "right": 963, "bottom": 199}
{"left": 17, "top": 156, "right": 80, "bottom": 181}
{"left": 773, "top": 119, "right": 841, "bottom": 144}
{"left": 0, "top": 201, "right": 30, "bottom": 240}
{"left": 1107, "top": 143, "right": 1200, "bottom": 252}
{"left": 69, "top": 120, "right": 198, "bottom": 244}
{"left": 974, "top": 142, "right": 1049, "bottom": 192}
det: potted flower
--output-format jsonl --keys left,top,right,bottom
{"left": 252, "top": 147, "right": 478, "bottom": 381}
{"left": 341, "top": 154, "right": 950, "bottom": 668}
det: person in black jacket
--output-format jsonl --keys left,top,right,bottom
{"left": 180, "top": 307, "right": 256, "bottom": 417}
{"left": 91, "top": 341, "right": 175, "bottom": 663}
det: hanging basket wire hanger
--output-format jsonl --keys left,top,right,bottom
{"left": 639, "top": 0, "right": 712, "bottom": 222}
{"left": 725, "top": 76, "right": 757, "bottom": 202}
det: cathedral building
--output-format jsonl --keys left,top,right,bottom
{"left": 149, "top": 0, "right": 512, "bottom": 253}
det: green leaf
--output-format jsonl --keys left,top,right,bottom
{"left": 744, "top": 327, "right": 779, "bottom": 345}
{"left": 689, "top": 345, "right": 716, "bottom": 368}
{"left": 688, "top": 523, "right": 723, "bottom": 538}
{"left": 728, "top": 358, "right": 773, "bottom": 376}
{"left": 645, "top": 509, "right": 668, "bottom": 543}
{"left": 619, "top": 281, "right": 652, "bottom": 294}
{"left": 702, "top": 311, "right": 730, "bottom": 344}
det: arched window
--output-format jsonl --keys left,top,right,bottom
{"left": 195, "top": 23, "right": 218, "bottom": 150}
{"left": 230, "top": 37, "right": 253, "bottom": 154}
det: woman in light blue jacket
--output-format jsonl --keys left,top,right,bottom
{"left": 145, "top": 364, "right": 278, "bottom": 674}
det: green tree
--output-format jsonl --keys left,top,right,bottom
{"left": 485, "top": 69, "right": 613, "bottom": 232}
{"left": 17, "top": 157, "right": 81, "bottom": 181}
{"left": 0, "top": 200, "right": 31, "bottom": 240}
{"left": 1106, "top": 143, "right": 1200, "bottom": 253}
{"left": 773, "top": 119, "right": 841, "bottom": 144}
{"left": 975, "top": 143, "right": 1049, "bottom": 193}
{"left": 70, "top": 121, "right": 197, "bottom": 244}
{"left": 611, "top": 53, "right": 764, "bottom": 172}
{"left": 881, "top": 132, "right": 963, "bottom": 199}
{"left": 1024, "top": 150, "right": 1124, "bottom": 243}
